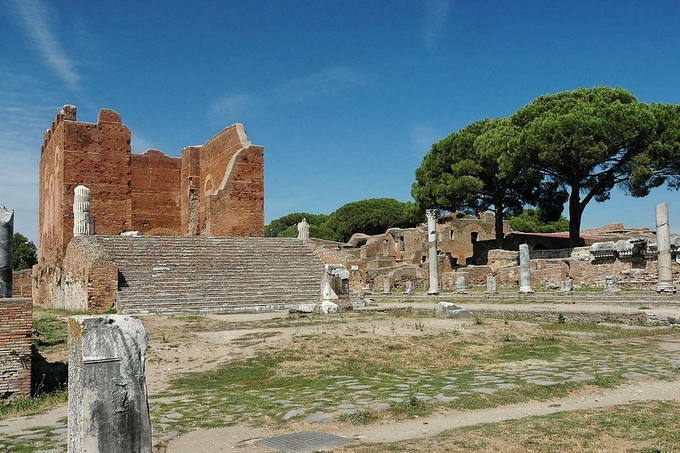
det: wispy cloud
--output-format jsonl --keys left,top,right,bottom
{"left": 410, "top": 124, "right": 440, "bottom": 155}
{"left": 274, "top": 67, "right": 371, "bottom": 103}
{"left": 8, "top": 0, "right": 81, "bottom": 91}
{"left": 0, "top": 67, "right": 65, "bottom": 243}
{"left": 208, "top": 94, "right": 261, "bottom": 125}
{"left": 208, "top": 66, "right": 372, "bottom": 124}
{"left": 422, "top": 0, "right": 452, "bottom": 49}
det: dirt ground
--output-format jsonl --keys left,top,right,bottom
{"left": 17, "top": 302, "right": 680, "bottom": 452}
{"left": 140, "top": 305, "right": 680, "bottom": 452}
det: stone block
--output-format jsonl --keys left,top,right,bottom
{"left": 68, "top": 315, "right": 152, "bottom": 453}
{"left": 319, "top": 300, "right": 340, "bottom": 314}
{"left": 435, "top": 301, "right": 462, "bottom": 317}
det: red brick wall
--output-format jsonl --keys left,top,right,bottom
{"left": 130, "top": 150, "right": 182, "bottom": 235}
{"left": 62, "top": 110, "right": 133, "bottom": 238}
{"left": 39, "top": 111, "right": 67, "bottom": 264}
{"left": 62, "top": 236, "right": 118, "bottom": 312}
{"left": 205, "top": 145, "right": 264, "bottom": 236}
{"left": 0, "top": 298, "right": 32, "bottom": 401}
{"left": 36, "top": 107, "right": 265, "bottom": 310}
{"left": 198, "top": 124, "right": 264, "bottom": 236}
{"left": 180, "top": 146, "right": 201, "bottom": 235}
{"left": 39, "top": 107, "right": 133, "bottom": 265}
{"left": 11, "top": 269, "right": 32, "bottom": 298}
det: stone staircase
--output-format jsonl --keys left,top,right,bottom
{"left": 94, "top": 236, "right": 325, "bottom": 314}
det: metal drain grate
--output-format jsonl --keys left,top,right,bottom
{"left": 256, "top": 430, "right": 355, "bottom": 453}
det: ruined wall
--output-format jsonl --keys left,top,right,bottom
{"left": 180, "top": 146, "right": 201, "bottom": 236}
{"left": 491, "top": 247, "right": 680, "bottom": 289}
{"left": 0, "top": 298, "right": 32, "bottom": 401}
{"left": 437, "top": 213, "right": 508, "bottom": 265}
{"left": 39, "top": 106, "right": 133, "bottom": 265}
{"left": 62, "top": 109, "right": 133, "bottom": 238}
{"left": 11, "top": 269, "right": 32, "bottom": 298}
{"left": 39, "top": 107, "right": 265, "bottom": 262}
{"left": 39, "top": 107, "right": 69, "bottom": 264}
{"left": 130, "top": 150, "right": 182, "bottom": 235}
{"left": 62, "top": 236, "right": 118, "bottom": 312}
{"left": 199, "top": 124, "right": 264, "bottom": 236}
{"left": 36, "top": 106, "right": 266, "bottom": 310}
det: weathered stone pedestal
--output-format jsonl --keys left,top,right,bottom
{"left": 455, "top": 275, "right": 468, "bottom": 294}
{"left": 68, "top": 315, "right": 152, "bottom": 453}
{"left": 0, "top": 206, "right": 14, "bottom": 298}
{"left": 485, "top": 276, "right": 498, "bottom": 295}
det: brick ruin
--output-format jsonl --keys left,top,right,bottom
{"left": 34, "top": 105, "right": 264, "bottom": 308}
{"left": 0, "top": 298, "right": 32, "bottom": 402}
{"left": 308, "top": 214, "right": 680, "bottom": 294}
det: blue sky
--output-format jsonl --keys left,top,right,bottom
{"left": 1, "top": 0, "right": 679, "bottom": 244}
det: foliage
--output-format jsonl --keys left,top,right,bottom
{"left": 264, "top": 212, "right": 328, "bottom": 237}
{"left": 630, "top": 102, "right": 680, "bottom": 195}
{"left": 414, "top": 87, "right": 680, "bottom": 248}
{"left": 509, "top": 209, "right": 569, "bottom": 233}
{"left": 325, "top": 198, "right": 424, "bottom": 242}
{"left": 412, "top": 118, "right": 566, "bottom": 244}
{"left": 12, "top": 232, "right": 37, "bottom": 271}
{"left": 509, "top": 86, "right": 664, "bottom": 246}
{"left": 265, "top": 199, "right": 424, "bottom": 243}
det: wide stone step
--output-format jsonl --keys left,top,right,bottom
{"left": 93, "top": 235, "right": 327, "bottom": 314}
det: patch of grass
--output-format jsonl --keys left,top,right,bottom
{"left": 339, "top": 409, "right": 379, "bottom": 425}
{"left": 32, "top": 315, "right": 68, "bottom": 352}
{"left": 0, "top": 389, "right": 68, "bottom": 420}
{"left": 495, "top": 336, "right": 564, "bottom": 362}
{"left": 343, "top": 401, "right": 680, "bottom": 452}
{"left": 390, "top": 384, "right": 434, "bottom": 418}
{"left": 145, "top": 313, "right": 680, "bottom": 441}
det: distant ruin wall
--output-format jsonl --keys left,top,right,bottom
{"left": 39, "top": 107, "right": 133, "bottom": 264}
{"left": 130, "top": 150, "right": 182, "bottom": 235}
{"left": 491, "top": 247, "right": 679, "bottom": 289}
{"left": 38, "top": 107, "right": 265, "bottom": 264}
{"left": 199, "top": 124, "right": 264, "bottom": 236}
{"left": 0, "top": 298, "right": 32, "bottom": 401}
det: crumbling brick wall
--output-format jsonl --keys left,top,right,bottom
{"left": 11, "top": 270, "right": 32, "bottom": 298}
{"left": 39, "top": 106, "right": 133, "bottom": 265}
{"left": 196, "top": 124, "right": 264, "bottom": 237}
{"left": 492, "top": 247, "right": 679, "bottom": 289}
{"left": 0, "top": 298, "right": 32, "bottom": 401}
{"left": 39, "top": 107, "right": 264, "bottom": 263}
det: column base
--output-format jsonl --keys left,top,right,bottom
{"left": 655, "top": 282, "right": 678, "bottom": 294}
{"left": 518, "top": 286, "right": 534, "bottom": 294}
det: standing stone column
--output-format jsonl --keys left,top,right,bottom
{"left": 69, "top": 315, "right": 152, "bottom": 453}
{"left": 0, "top": 206, "right": 14, "bottom": 298}
{"left": 518, "top": 244, "right": 534, "bottom": 294}
{"left": 655, "top": 202, "right": 677, "bottom": 293}
{"left": 426, "top": 209, "right": 439, "bottom": 295}
{"left": 73, "top": 185, "right": 92, "bottom": 236}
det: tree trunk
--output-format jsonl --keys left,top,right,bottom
{"left": 494, "top": 207, "right": 505, "bottom": 248}
{"left": 568, "top": 189, "right": 583, "bottom": 248}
